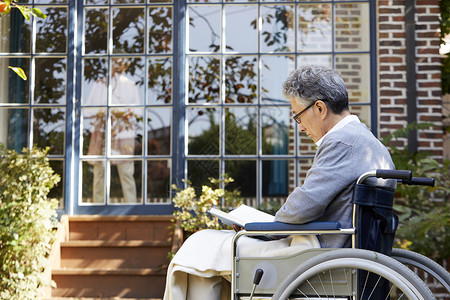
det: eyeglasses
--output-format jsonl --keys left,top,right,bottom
{"left": 292, "top": 101, "right": 317, "bottom": 124}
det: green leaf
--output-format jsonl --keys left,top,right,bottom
{"left": 16, "top": 4, "right": 31, "bottom": 22}
{"left": 8, "top": 66, "right": 27, "bottom": 80}
{"left": 31, "top": 7, "right": 47, "bottom": 19}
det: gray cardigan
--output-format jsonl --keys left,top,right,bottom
{"left": 274, "top": 121, "right": 396, "bottom": 248}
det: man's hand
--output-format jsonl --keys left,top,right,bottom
{"left": 232, "top": 224, "right": 243, "bottom": 232}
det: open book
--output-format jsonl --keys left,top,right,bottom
{"left": 209, "top": 204, "right": 274, "bottom": 228}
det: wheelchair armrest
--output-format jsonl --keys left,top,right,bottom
{"left": 244, "top": 221, "right": 342, "bottom": 231}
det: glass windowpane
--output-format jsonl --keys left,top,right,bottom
{"left": 0, "top": 57, "right": 30, "bottom": 104}
{"left": 297, "top": 54, "right": 331, "bottom": 67}
{"left": 187, "top": 107, "right": 220, "bottom": 155}
{"left": 225, "top": 107, "right": 257, "bottom": 155}
{"left": 298, "top": 4, "right": 332, "bottom": 53}
{"left": 109, "top": 160, "right": 142, "bottom": 204}
{"left": 85, "top": 0, "right": 108, "bottom": 3}
{"left": 261, "top": 106, "right": 291, "bottom": 155}
{"left": 0, "top": 11, "right": 31, "bottom": 53}
{"left": 33, "top": 108, "right": 65, "bottom": 155}
{"left": 148, "top": 56, "right": 172, "bottom": 104}
{"left": 148, "top": 6, "right": 173, "bottom": 53}
{"left": 261, "top": 55, "right": 294, "bottom": 104}
{"left": 147, "top": 107, "right": 171, "bottom": 155}
{"left": 36, "top": 7, "right": 67, "bottom": 53}
{"left": 111, "top": 108, "right": 143, "bottom": 156}
{"left": 350, "top": 105, "right": 371, "bottom": 129}
{"left": 335, "top": 54, "right": 371, "bottom": 104}
{"left": 83, "top": 58, "right": 108, "bottom": 105}
{"left": 224, "top": 5, "right": 257, "bottom": 53}
{"left": 225, "top": 159, "right": 256, "bottom": 201}
{"left": 335, "top": 3, "right": 370, "bottom": 52}
{"left": 188, "top": 5, "right": 221, "bottom": 53}
{"left": 110, "top": 57, "right": 145, "bottom": 105}
{"left": 0, "top": 108, "right": 28, "bottom": 151}
{"left": 187, "top": 159, "right": 220, "bottom": 195}
{"left": 260, "top": 4, "right": 294, "bottom": 53}
{"left": 188, "top": 56, "right": 220, "bottom": 104}
{"left": 224, "top": 55, "right": 257, "bottom": 104}
{"left": 112, "top": 7, "right": 145, "bottom": 54}
{"left": 262, "top": 159, "right": 291, "bottom": 204}
{"left": 48, "top": 159, "right": 64, "bottom": 209}
{"left": 84, "top": 8, "right": 108, "bottom": 54}
{"left": 147, "top": 159, "right": 171, "bottom": 203}
{"left": 34, "top": 58, "right": 67, "bottom": 104}
{"left": 82, "top": 107, "right": 107, "bottom": 156}
{"left": 81, "top": 160, "right": 106, "bottom": 204}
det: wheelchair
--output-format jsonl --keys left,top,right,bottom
{"left": 231, "top": 169, "right": 450, "bottom": 299}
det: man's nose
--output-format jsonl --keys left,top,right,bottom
{"left": 298, "top": 123, "right": 306, "bottom": 132}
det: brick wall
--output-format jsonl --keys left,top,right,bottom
{"left": 378, "top": 0, "right": 443, "bottom": 160}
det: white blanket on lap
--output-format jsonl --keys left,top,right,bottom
{"left": 163, "top": 229, "right": 320, "bottom": 300}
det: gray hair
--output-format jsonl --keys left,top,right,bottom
{"left": 282, "top": 65, "right": 349, "bottom": 114}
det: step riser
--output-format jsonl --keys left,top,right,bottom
{"left": 69, "top": 221, "right": 174, "bottom": 242}
{"left": 60, "top": 246, "right": 170, "bottom": 269}
{"left": 52, "top": 274, "right": 166, "bottom": 298}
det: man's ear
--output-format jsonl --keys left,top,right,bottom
{"left": 316, "top": 100, "right": 328, "bottom": 119}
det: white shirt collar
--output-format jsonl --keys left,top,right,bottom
{"left": 315, "top": 115, "right": 361, "bottom": 147}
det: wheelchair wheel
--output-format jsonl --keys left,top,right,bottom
{"left": 392, "top": 248, "right": 450, "bottom": 299}
{"left": 272, "top": 249, "right": 435, "bottom": 300}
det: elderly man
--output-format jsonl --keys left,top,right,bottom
{"left": 163, "top": 65, "right": 395, "bottom": 300}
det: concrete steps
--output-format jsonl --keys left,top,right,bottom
{"left": 45, "top": 215, "right": 180, "bottom": 299}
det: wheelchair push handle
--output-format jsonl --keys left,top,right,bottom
{"left": 400, "top": 177, "right": 435, "bottom": 187}
{"left": 376, "top": 169, "right": 412, "bottom": 180}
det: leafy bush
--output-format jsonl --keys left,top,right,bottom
{"left": 0, "top": 145, "right": 60, "bottom": 299}
{"left": 381, "top": 124, "right": 450, "bottom": 262}
{"left": 172, "top": 174, "right": 242, "bottom": 235}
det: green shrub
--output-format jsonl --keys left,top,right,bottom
{"left": 381, "top": 124, "right": 450, "bottom": 262}
{"left": 0, "top": 145, "right": 60, "bottom": 299}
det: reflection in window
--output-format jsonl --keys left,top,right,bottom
{"left": 188, "top": 107, "right": 220, "bottom": 155}
{"left": 0, "top": 108, "right": 28, "bottom": 152}
{"left": 188, "top": 5, "right": 220, "bottom": 52}
{"left": 225, "top": 107, "right": 257, "bottom": 155}
{"left": 226, "top": 160, "right": 256, "bottom": 201}
{"left": 36, "top": 6, "right": 68, "bottom": 53}
{"left": 48, "top": 160, "right": 64, "bottom": 209}
{"left": 148, "top": 107, "right": 171, "bottom": 155}
{"left": 187, "top": 159, "right": 220, "bottom": 196}
{"left": 0, "top": 10, "right": 31, "bottom": 53}
{"left": 82, "top": 160, "right": 105, "bottom": 204}
{"left": 224, "top": 5, "right": 257, "bottom": 53}
{"left": 298, "top": 4, "right": 332, "bottom": 53}
{"left": 148, "top": 6, "right": 173, "bottom": 53}
{"left": 335, "top": 54, "right": 371, "bottom": 104}
{"left": 261, "top": 55, "right": 294, "bottom": 104}
{"left": 147, "top": 160, "right": 171, "bottom": 203}
{"left": 112, "top": 7, "right": 145, "bottom": 54}
{"left": 262, "top": 159, "right": 290, "bottom": 199}
{"left": 0, "top": 57, "right": 30, "bottom": 104}
{"left": 224, "top": 56, "right": 257, "bottom": 104}
{"left": 84, "top": 8, "right": 108, "bottom": 54}
{"left": 335, "top": 3, "right": 370, "bottom": 52}
{"left": 261, "top": 106, "right": 291, "bottom": 155}
{"left": 34, "top": 58, "right": 67, "bottom": 104}
{"left": 188, "top": 56, "right": 220, "bottom": 103}
{"left": 148, "top": 56, "right": 172, "bottom": 104}
{"left": 33, "top": 108, "right": 65, "bottom": 155}
{"left": 110, "top": 160, "right": 142, "bottom": 204}
{"left": 260, "top": 4, "right": 294, "bottom": 53}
